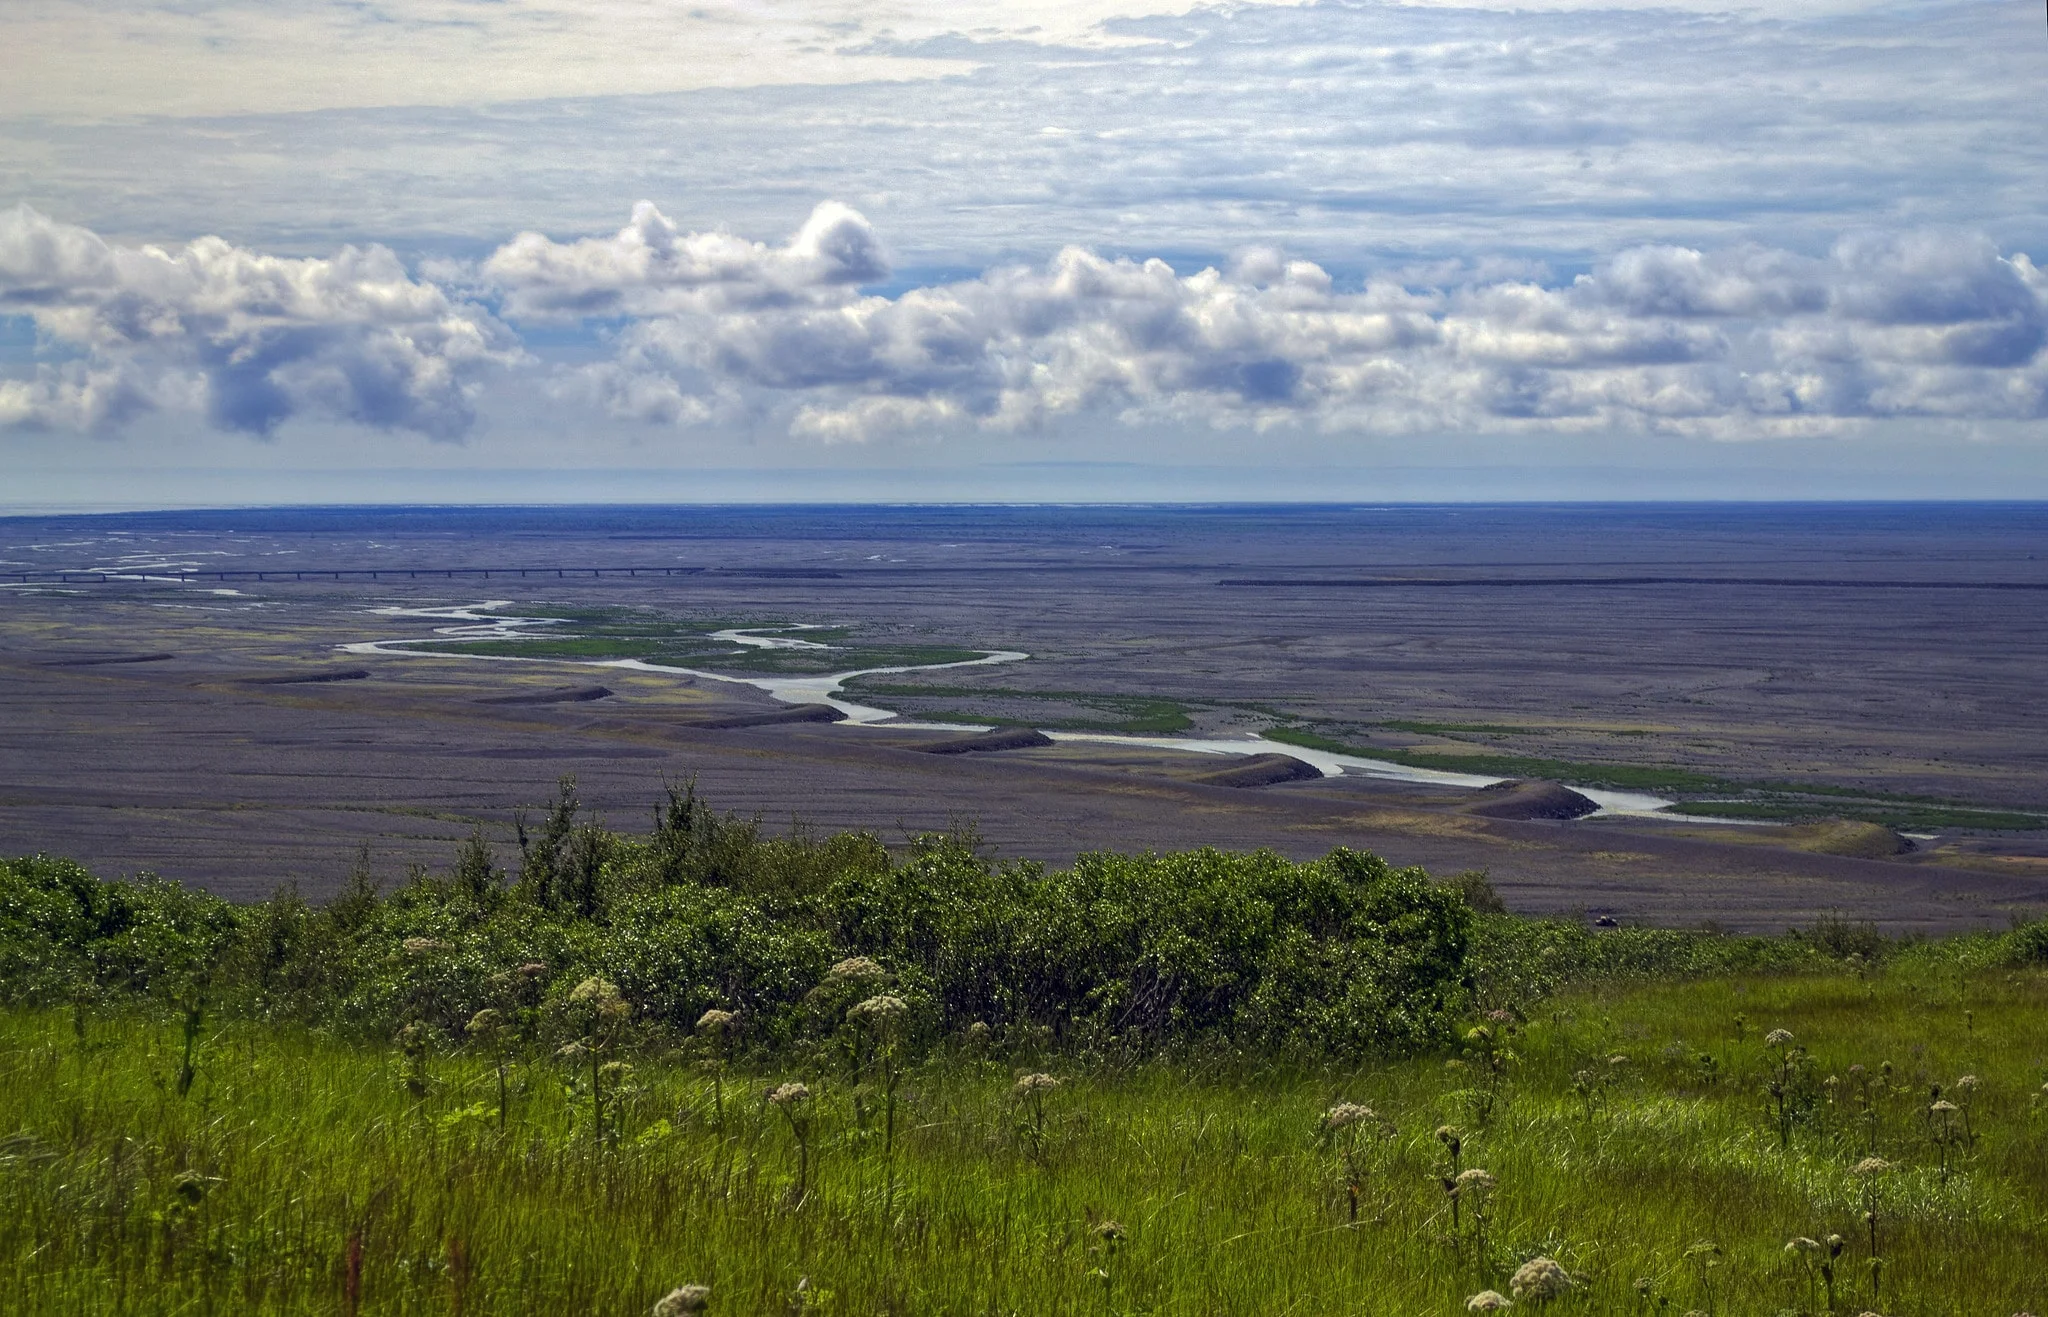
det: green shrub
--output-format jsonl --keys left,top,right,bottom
{"left": 0, "top": 788, "right": 1473, "bottom": 1060}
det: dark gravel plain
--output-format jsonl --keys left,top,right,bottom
{"left": 3, "top": 503, "right": 2045, "bottom": 932}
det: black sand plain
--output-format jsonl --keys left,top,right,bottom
{"left": 3, "top": 503, "right": 2045, "bottom": 932}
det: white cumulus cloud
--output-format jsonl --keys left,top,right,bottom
{"left": 484, "top": 201, "right": 888, "bottom": 320}
{"left": 0, "top": 205, "right": 516, "bottom": 438}
{"left": 8, "top": 202, "right": 2044, "bottom": 448}
{"left": 492, "top": 203, "right": 2048, "bottom": 442}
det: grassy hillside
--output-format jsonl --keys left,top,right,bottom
{"left": 5, "top": 785, "right": 2048, "bottom": 1314}
{"left": 8, "top": 966, "right": 2048, "bottom": 1314}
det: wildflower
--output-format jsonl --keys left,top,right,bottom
{"left": 1467, "top": 1292, "right": 1513, "bottom": 1312}
{"left": 517, "top": 961, "right": 547, "bottom": 977}
{"left": 1510, "top": 1257, "right": 1571, "bottom": 1302}
{"left": 966, "top": 1021, "right": 990, "bottom": 1043}
{"left": 768, "top": 1082, "right": 811, "bottom": 1107}
{"left": 1607, "top": 1054, "right": 1630, "bottom": 1066}
{"left": 1765, "top": 1028, "right": 1795, "bottom": 1047}
{"left": 599, "top": 1060, "right": 632, "bottom": 1082}
{"left": 695, "top": 1008, "right": 736, "bottom": 1034}
{"left": 402, "top": 937, "right": 451, "bottom": 956}
{"left": 1454, "top": 1168, "right": 1496, "bottom": 1195}
{"left": 1930, "top": 1099, "right": 1959, "bottom": 1114}
{"left": 1785, "top": 1236, "right": 1821, "bottom": 1254}
{"left": 1851, "top": 1157, "right": 1892, "bottom": 1177}
{"left": 1466, "top": 1025, "right": 1493, "bottom": 1045}
{"left": 570, "top": 976, "right": 630, "bottom": 1021}
{"left": 1955, "top": 1074, "right": 1979, "bottom": 1092}
{"left": 1322, "top": 1103, "right": 1374, "bottom": 1130}
{"left": 652, "top": 1284, "right": 711, "bottom": 1316}
{"left": 1014, "top": 1072, "right": 1061, "bottom": 1098}
{"left": 1091, "top": 1220, "right": 1125, "bottom": 1242}
{"left": 1485, "top": 1009, "right": 1515, "bottom": 1025}
{"left": 825, "top": 956, "right": 887, "bottom": 983}
{"left": 466, "top": 1008, "right": 503, "bottom": 1037}
{"left": 848, "top": 994, "right": 909, "bottom": 1023}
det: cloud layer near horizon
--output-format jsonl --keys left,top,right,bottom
{"left": 0, "top": 206, "right": 515, "bottom": 437}
{"left": 6, "top": 202, "right": 2046, "bottom": 444}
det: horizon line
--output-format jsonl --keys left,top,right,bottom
{"left": 9, "top": 496, "right": 2048, "bottom": 520}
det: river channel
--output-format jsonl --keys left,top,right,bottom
{"left": 341, "top": 603, "right": 1678, "bottom": 819}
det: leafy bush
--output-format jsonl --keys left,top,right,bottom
{"left": 0, "top": 782, "right": 1474, "bottom": 1059}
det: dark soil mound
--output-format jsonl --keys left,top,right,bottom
{"left": 1782, "top": 819, "right": 1914, "bottom": 859}
{"left": 41, "top": 652, "right": 174, "bottom": 667}
{"left": 1460, "top": 779, "right": 1599, "bottom": 820}
{"left": 1192, "top": 753, "right": 1324, "bottom": 788}
{"left": 476, "top": 685, "right": 613, "bottom": 706}
{"left": 242, "top": 668, "right": 370, "bottom": 685}
{"left": 922, "top": 727, "right": 1055, "bottom": 755}
{"left": 688, "top": 703, "right": 847, "bottom": 729}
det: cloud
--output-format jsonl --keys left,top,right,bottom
{"left": 6, "top": 202, "right": 2043, "bottom": 447}
{"left": 0, "top": 205, "right": 515, "bottom": 438}
{"left": 484, "top": 200, "right": 887, "bottom": 320}
{"left": 9, "top": 1, "right": 2039, "bottom": 282}
{"left": 501, "top": 204, "right": 2048, "bottom": 442}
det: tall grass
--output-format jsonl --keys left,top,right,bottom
{"left": 7, "top": 961, "right": 2047, "bottom": 1315}
{"left": 9, "top": 788, "right": 2048, "bottom": 1313}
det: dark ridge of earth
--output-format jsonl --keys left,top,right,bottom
{"left": 240, "top": 668, "right": 372, "bottom": 686}
{"left": 921, "top": 727, "right": 1056, "bottom": 755}
{"left": 1461, "top": 780, "right": 1601, "bottom": 821}
{"left": 39, "top": 652, "right": 177, "bottom": 667}
{"left": 475, "top": 684, "right": 613, "bottom": 706}
{"left": 1190, "top": 753, "right": 1325, "bottom": 788}
{"left": 672, "top": 703, "right": 846, "bottom": 730}
{"left": 1218, "top": 576, "right": 2048, "bottom": 591}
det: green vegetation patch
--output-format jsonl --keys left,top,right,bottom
{"left": 1382, "top": 720, "right": 1551, "bottom": 737}
{"left": 1265, "top": 725, "right": 1736, "bottom": 793}
{"left": 1668, "top": 800, "right": 2048, "bottom": 831}
{"left": 8, "top": 798, "right": 2048, "bottom": 1313}
{"left": 405, "top": 608, "right": 988, "bottom": 676}
{"left": 843, "top": 681, "right": 1195, "bottom": 734}
{"left": 0, "top": 784, "right": 1472, "bottom": 1058}
{"left": 1266, "top": 725, "right": 2047, "bottom": 830}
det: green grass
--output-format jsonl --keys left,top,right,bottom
{"left": 841, "top": 682, "right": 1195, "bottom": 735}
{"left": 1263, "top": 727, "right": 2047, "bottom": 830}
{"left": 9, "top": 789, "right": 2048, "bottom": 1314}
{"left": 1667, "top": 801, "right": 2048, "bottom": 831}
{"left": 1381, "top": 721, "right": 1551, "bottom": 737}
{"left": 419, "top": 638, "right": 989, "bottom": 676}
{"left": 1263, "top": 726, "right": 1734, "bottom": 793}
{"left": 8, "top": 964, "right": 2048, "bottom": 1315}
{"left": 399, "top": 606, "right": 985, "bottom": 676}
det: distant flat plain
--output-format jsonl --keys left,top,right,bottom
{"left": 3, "top": 503, "right": 2045, "bottom": 931}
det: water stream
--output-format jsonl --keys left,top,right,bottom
{"left": 342, "top": 603, "right": 1679, "bottom": 818}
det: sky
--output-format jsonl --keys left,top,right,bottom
{"left": 3, "top": 0, "right": 2046, "bottom": 507}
